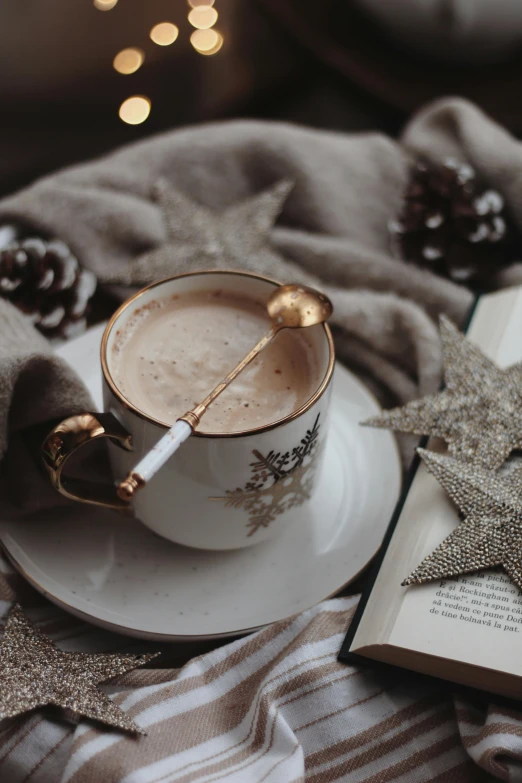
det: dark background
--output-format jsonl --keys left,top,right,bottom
{"left": 3, "top": 0, "right": 522, "bottom": 199}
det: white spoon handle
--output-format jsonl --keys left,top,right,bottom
{"left": 133, "top": 419, "right": 192, "bottom": 484}
{"left": 117, "top": 419, "right": 192, "bottom": 499}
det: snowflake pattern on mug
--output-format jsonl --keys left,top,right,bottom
{"left": 211, "top": 414, "right": 321, "bottom": 536}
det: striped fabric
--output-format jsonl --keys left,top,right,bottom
{"left": 0, "top": 550, "right": 517, "bottom": 782}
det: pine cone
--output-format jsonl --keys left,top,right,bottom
{"left": 389, "top": 158, "right": 519, "bottom": 287}
{"left": 0, "top": 237, "right": 97, "bottom": 337}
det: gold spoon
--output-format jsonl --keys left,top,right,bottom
{"left": 118, "top": 283, "right": 333, "bottom": 500}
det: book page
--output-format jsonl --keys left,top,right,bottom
{"left": 351, "top": 287, "right": 522, "bottom": 677}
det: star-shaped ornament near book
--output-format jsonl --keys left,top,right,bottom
{"left": 365, "top": 315, "right": 522, "bottom": 592}
{"left": 403, "top": 449, "right": 522, "bottom": 590}
{"left": 0, "top": 604, "right": 158, "bottom": 734}
{"left": 365, "top": 315, "right": 522, "bottom": 470}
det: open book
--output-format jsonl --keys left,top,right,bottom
{"left": 340, "top": 286, "right": 522, "bottom": 700}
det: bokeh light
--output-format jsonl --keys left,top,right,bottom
{"left": 188, "top": 6, "right": 218, "bottom": 29}
{"left": 93, "top": 0, "right": 118, "bottom": 10}
{"left": 119, "top": 96, "right": 151, "bottom": 125}
{"left": 150, "top": 22, "right": 179, "bottom": 46}
{"left": 200, "top": 34, "right": 223, "bottom": 56}
{"left": 188, "top": 0, "right": 215, "bottom": 7}
{"left": 113, "top": 48, "right": 144, "bottom": 75}
{"left": 190, "top": 29, "right": 223, "bottom": 55}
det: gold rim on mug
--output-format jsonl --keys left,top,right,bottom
{"left": 101, "top": 269, "right": 335, "bottom": 439}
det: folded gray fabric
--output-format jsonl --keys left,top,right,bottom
{"left": 0, "top": 298, "right": 92, "bottom": 517}
{"left": 2, "top": 97, "right": 511, "bottom": 515}
{"left": 0, "top": 113, "right": 475, "bottom": 403}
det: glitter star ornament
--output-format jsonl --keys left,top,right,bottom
{"left": 0, "top": 604, "right": 158, "bottom": 734}
{"left": 365, "top": 315, "right": 522, "bottom": 470}
{"left": 128, "top": 179, "right": 294, "bottom": 286}
{"left": 403, "top": 448, "right": 522, "bottom": 589}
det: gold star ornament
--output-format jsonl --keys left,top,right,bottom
{"left": 364, "top": 315, "right": 522, "bottom": 470}
{"left": 403, "top": 448, "right": 522, "bottom": 589}
{"left": 128, "top": 179, "right": 294, "bottom": 286}
{"left": 0, "top": 605, "right": 158, "bottom": 734}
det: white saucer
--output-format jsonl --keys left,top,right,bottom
{"left": 0, "top": 325, "right": 401, "bottom": 641}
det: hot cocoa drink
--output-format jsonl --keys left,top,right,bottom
{"left": 110, "top": 289, "right": 321, "bottom": 433}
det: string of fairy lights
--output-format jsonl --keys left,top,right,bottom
{"left": 93, "top": 0, "right": 223, "bottom": 125}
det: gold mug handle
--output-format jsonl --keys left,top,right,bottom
{"left": 41, "top": 413, "right": 133, "bottom": 513}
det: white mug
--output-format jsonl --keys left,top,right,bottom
{"left": 42, "top": 271, "right": 335, "bottom": 550}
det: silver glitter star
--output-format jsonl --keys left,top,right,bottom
{"left": 128, "top": 179, "right": 293, "bottom": 286}
{"left": 0, "top": 605, "right": 158, "bottom": 734}
{"left": 403, "top": 448, "right": 522, "bottom": 589}
{"left": 364, "top": 315, "right": 522, "bottom": 470}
